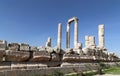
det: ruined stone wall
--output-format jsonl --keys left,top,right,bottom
{"left": 0, "top": 63, "right": 99, "bottom": 76}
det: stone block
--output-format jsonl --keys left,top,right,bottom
{"left": 62, "top": 53, "right": 80, "bottom": 62}
{"left": 0, "top": 51, "right": 4, "bottom": 62}
{"left": 38, "top": 46, "right": 46, "bottom": 51}
{"left": 11, "top": 62, "right": 27, "bottom": 70}
{"left": 46, "top": 47, "right": 54, "bottom": 53}
{"left": 26, "top": 62, "right": 39, "bottom": 69}
{"left": 0, "top": 40, "right": 7, "bottom": 51}
{"left": 8, "top": 43, "right": 20, "bottom": 51}
{"left": 38, "top": 46, "right": 54, "bottom": 53}
{"left": 20, "top": 43, "right": 30, "bottom": 51}
{"left": 51, "top": 53, "right": 60, "bottom": 61}
{"left": 5, "top": 50, "right": 30, "bottom": 62}
{"left": 30, "top": 46, "right": 38, "bottom": 51}
{"left": 30, "top": 51, "right": 50, "bottom": 62}
{"left": 26, "top": 62, "right": 47, "bottom": 69}
{"left": 0, "top": 62, "right": 11, "bottom": 70}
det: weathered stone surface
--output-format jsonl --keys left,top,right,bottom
{"left": 61, "top": 62, "right": 82, "bottom": 67}
{"left": 27, "top": 62, "right": 47, "bottom": 69}
{"left": 39, "top": 46, "right": 54, "bottom": 53}
{"left": 30, "top": 51, "right": 50, "bottom": 62}
{"left": 0, "top": 40, "right": 7, "bottom": 51}
{"left": 8, "top": 43, "right": 20, "bottom": 51}
{"left": 98, "top": 24, "right": 105, "bottom": 49}
{"left": 0, "top": 62, "right": 11, "bottom": 70}
{"left": 85, "top": 36, "right": 89, "bottom": 48}
{"left": 89, "top": 36, "right": 96, "bottom": 49}
{"left": 0, "top": 51, "right": 4, "bottom": 61}
{"left": 62, "top": 53, "right": 80, "bottom": 62}
{"left": 19, "top": 43, "right": 30, "bottom": 51}
{"left": 82, "top": 48, "right": 88, "bottom": 55}
{"left": 51, "top": 53, "right": 60, "bottom": 61}
{"left": 45, "top": 37, "right": 51, "bottom": 47}
{"left": 63, "top": 53, "right": 95, "bottom": 62}
{"left": 83, "top": 48, "right": 95, "bottom": 56}
{"left": 77, "top": 43, "right": 82, "bottom": 49}
{"left": 65, "top": 48, "right": 74, "bottom": 54}
{"left": 54, "top": 46, "right": 65, "bottom": 54}
{"left": 5, "top": 50, "right": 30, "bottom": 62}
{"left": 11, "top": 62, "right": 27, "bottom": 70}
{"left": 38, "top": 46, "right": 46, "bottom": 51}
{"left": 53, "top": 46, "right": 61, "bottom": 53}
{"left": 108, "top": 52, "right": 116, "bottom": 61}
{"left": 80, "top": 55, "right": 94, "bottom": 62}
{"left": 46, "top": 47, "right": 54, "bottom": 53}
{"left": 30, "top": 46, "right": 38, "bottom": 51}
{"left": 74, "top": 49, "right": 83, "bottom": 55}
{"left": 73, "top": 43, "right": 83, "bottom": 55}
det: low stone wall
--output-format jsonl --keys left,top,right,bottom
{"left": 0, "top": 62, "right": 120, "bottom": 76}
{"left": 0, "top": 62, "right": 62, "bottom": 71}
{"left": 104, "top": 62, "right": 120, "bottom": 67}
{"left": 0, "top": 63, "right": 99, "bottom": 76}
{"left": 0, "top": 62, "right": 11, "bottom": 71}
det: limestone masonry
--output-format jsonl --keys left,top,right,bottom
{"left": 0, "top": 17, "right": 119, "bottom": 70}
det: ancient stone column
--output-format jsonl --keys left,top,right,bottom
{"left": 57, "top": 23, "right": 62, "bottom": 49}
{"left": 77, "top": 43, "right": 82, "bottom": 49}
{"left": 89, "top": 36, "right": 95, "bottom": 46}
{"left": 98, "top": 24, "right": 104, "bottom": 49}
{"left": 66, "top": 17, "right": 79, "bottom": 49}
{"left": 45, "top": 37, "right": 51, "bottom": 47}
{"left": 76, "top": 42, "right": 83, "bottom": 54}
{"left": 66, "top": 23, "right": 70, "bottom": 48}
{"left": 74, "top": 19, "right": 78, "bottom": 49}
{"left": 85, "top": 35, "right": 89, "bottom": 48}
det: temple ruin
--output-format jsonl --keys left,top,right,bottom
{"left": 66, "top": 17, "right": 79, "bottom": 49}
{"left": 0, "top": 17, "right": 119, "bottom": 76}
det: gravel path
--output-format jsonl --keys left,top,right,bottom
{"left": 94, "top": 74, "right": 120, "bottom": 76}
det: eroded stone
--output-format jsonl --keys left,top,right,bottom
{"left": 8, "top": 43, "right": 20, "bottom": 51}
{"left": 0, "top": 40, "right": 7, "bottom": 51}
{"left": 5, "top": 50, "right": 30, "bottom": 62}
{"left": 19, "top": 43, "right": 30, "bottom": 51}
{"left": 30, "top": 51, "right": 50, "bottom": 62}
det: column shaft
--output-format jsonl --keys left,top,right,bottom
{"left": 66, "top": 24, "right": 70, "bottom": 48}
{"left": 74, "top": 20, "right": 78, "bottom": 49}
{"left": 98, "top": 24, "right": 104, "bottom": 48}
{"left": 85, "top": 35, "right": 89, "bottom": 48}
{"left": 57, "top": 23, "right": 62, "bottom": 48}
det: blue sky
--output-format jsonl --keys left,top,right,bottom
{"left": 0, "top": 0, "right": 120, "bottom": 56}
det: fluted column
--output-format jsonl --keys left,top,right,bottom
{"left": 98, "top": 24, "right": 104, "bottom": 49}
{"left": 57, "top": 23, "right": 62, "bottom": 49}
